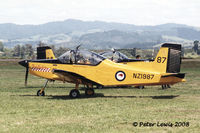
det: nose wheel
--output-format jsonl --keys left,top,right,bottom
{"left": 37, "top": 90, "right": 45, "bottom": 96}
{"left": 37, "top": 79, "right": 48, "bottom": 96}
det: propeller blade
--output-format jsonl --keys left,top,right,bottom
{"left": 25, "top": 66, "right": 29, "bottom": 86}
{"left": 18, "top": 60, "right": 30, "bottom": 86}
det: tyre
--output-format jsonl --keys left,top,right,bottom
{"left": 85, "top": 88, "right": 95, "bottom": 96}
{"left": 138, "top": 86, "right": 144, "bottom": 89}
{"left": 69, "top": 89, "right": 80, "bottom": 98}
{"left": 162, "top": 85, "right": 167, "bottom": 89}
{"left": 96, "top": 85, "right": 104, "bottom": 89}
{"left": 37, "top": 90, "right": 45, "bottom": 96}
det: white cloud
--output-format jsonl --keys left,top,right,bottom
{"left": 0, "top": 0, "right": 199, "bottom": 27}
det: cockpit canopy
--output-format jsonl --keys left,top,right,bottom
{"left": 100, "top": 51, "right": 129, "bottom": 62}
{"left": 58, "top": 50, "right": 105, "bottom": 65}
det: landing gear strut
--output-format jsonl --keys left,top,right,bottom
{"left": 69, "top": 89, "right": 80, "bottom": 98}
{"left": 69, "top": 83, "right": 95, "bottom": 98}
{"left": 85, "top": 88, "right": 94, "bottom": 96}
{"left": 162, "top": 84, "right": 171, "bottom": 89}
{"left": 37, "top": 80, "right": 49, "bottom": 96}
{"left": 69, "top": 83, "right": 80, "bottom": 98}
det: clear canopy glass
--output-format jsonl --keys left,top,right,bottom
{"left": 100, "top": 51, "right": 128, "bottom": 62}
{"left": 58, "top": 50, "right": 105, "bottom": 65}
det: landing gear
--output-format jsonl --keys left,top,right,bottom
{"left": 167, "top": 84, "right": 171, "bottom": 88}
{"left": 69, "top": 83, "right": 81, "bottom": 98}
{"left": 135, "top": 86, "right": 144, "bottom": 89}
{"left": 85, "top": 88, "right": 94, "bottom": 96}
{"left": 37, "top": 90, "right": 45, "bottom": 96}
{"left": 138, "top": 86, "right": 144, "bottom": 89}
{"left": 37, "top": 79, "right": 48, "bottom": 96}
{"left": 69, "top": 89, "right": 80, "bottom": 98}
{"left": 96, "top": 85, "right": 104, "bottom": 89}
{"left": 69, "top": 83, "right": 95, "bottom": 98}
{"left": 162, "top": 84, "right": 171, "bottom": 89}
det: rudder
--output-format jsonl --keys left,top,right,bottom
{"left": 37, "top": 46, "right": 56, "bottom": 59}
{"left": 153, "top": 43, "right": 182, "bottom": 73}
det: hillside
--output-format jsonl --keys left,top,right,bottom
{"left": 0, "top": 19, "right": 199, "bottom": 49}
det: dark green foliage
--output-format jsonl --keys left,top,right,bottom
{"left": 12, "top": 44, "right": 34, "bottom": 59}
{"left": 25, "top": 44, "right": 34, "bottom": 58}
{"left": 13, "top": 45, "right": 21, "bottom": 57}
{"left": 0, "top": 41, "right": 4, "bottom": 52}
{"left": 181, "top": 47, "right": 185, "bottom": 57}
{"left": 54, "top": 47, "right": 69, "bottom": 57}
{"left": 193, "top": 40, "right": 199, "bottom": 53}
{"left": 131, "top": 48, "right": 136, "bottom": 57}
{"left": 37, "top": 41, "right": 46, "bottom": 47}
{"left": 20, "top": 45, "right": 25, "bottom": 58}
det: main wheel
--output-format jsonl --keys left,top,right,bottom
{"left": 167, "top": 84, "right": 171, "bottom": 88}
{"left": 162, "top": 85, "right": 167, "bottom": 89}
{"left": 85, "top": 88, "right": 94, "bottom": 96}
{"left": 69, "top": 89, "right": 80, "bottom": 98}
{"left": 37, "top": 90, "right": 45, "bottom": 96}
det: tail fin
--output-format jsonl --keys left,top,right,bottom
{"left": 153, "top": 43, "right": 182, "bottom": 73}
{"left": 37, "top": 46, "right": 56, "bottom": 59}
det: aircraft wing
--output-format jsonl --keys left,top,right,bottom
{"left": 52, "top": 69, "right": 100, "bottom": 85}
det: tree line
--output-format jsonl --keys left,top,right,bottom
{"left": 0, "top": 42, "right": 69, "bottom": 59}
{"left": 0, "top": 40, "right": 199, "bottom": 59}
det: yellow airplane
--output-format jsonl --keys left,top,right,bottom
{"left": 19, "top": 43, "right": 186, "bottom": 98}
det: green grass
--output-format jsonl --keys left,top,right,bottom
{"left": 0, "top": 60, "right": 200, "bottom": 133}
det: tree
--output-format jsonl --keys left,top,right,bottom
{"left": 49, "top": 45, "right": 55, "bottom": 53}
{"left": 13, "top": 45, "right": 21, "bottom": 57}
{"left": 181, "top": 47, "right": 185, "bottom": 57}
{"left": 0, "top": 41, "right": 4, "bottom": 52}
{"left": 55, "top": 47, "right": 69, "bottom": 57}
{"left": 38, "top": 41, "right": 46, "bottom": 47}
{"left": 193, "top": 40, "right": 199, "bottom": 53}
{"left": 20, "top": 45, "right": 25, "bottom": 58}
{"left": 131, "top": 48, "right": 136, "bottom": 57}
{"left": 25, "top": 44, "right": 34, "bottom": 58}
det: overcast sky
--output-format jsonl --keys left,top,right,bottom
{"left": 0, "top": 0, "right": 199, "bottom": 27}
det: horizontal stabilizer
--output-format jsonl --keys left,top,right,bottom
{"left": 161, "top": 73, "right": 185, "bottom": 79}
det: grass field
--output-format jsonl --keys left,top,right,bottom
{"left": 0, "top": 60, "right": 200, "bottom": 133}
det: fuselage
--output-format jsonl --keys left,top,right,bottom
{"left": 27, "top": 58, "right": 185, "bottom": 86}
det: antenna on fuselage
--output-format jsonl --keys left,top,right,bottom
{"left": 75, "top": 44, "right": 82, "bottom": 51}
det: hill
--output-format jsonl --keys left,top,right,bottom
{"left": 0, "top": 19, "right": 199, "bottom": 49}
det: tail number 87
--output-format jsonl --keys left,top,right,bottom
{"left": 157, "top": 57, "right": 166, "bottom": 63}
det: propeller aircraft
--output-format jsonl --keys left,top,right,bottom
{"left": 19, "top": 43, "right": 186, "bottom": 98}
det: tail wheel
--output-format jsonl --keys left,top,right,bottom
{"left": 37, "top": 90, "right": 45, "bottom": 96}
{"left": 162, "top": 85, "right": 169, "bottom": 89}
{"left": 69, "top": 89, "right": 80, "bottom": 98}
{"left": 138, "top": 86, "right": 144, "bottom": 89}
{"left": 96, "top": 85, "right": 104, "bottom": 89}
{"left": 85, "top": 88, "right": 94, "bottom": 96}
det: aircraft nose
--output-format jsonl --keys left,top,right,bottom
{"left": 18, "top": 60, "right": 29, "bottom": 67}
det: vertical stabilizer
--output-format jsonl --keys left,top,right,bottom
{"left": 153, "top": 43, "right": 182, "bottom": 73}
{"left": 37, "top": 46, "right": 55, "bottom": 59}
